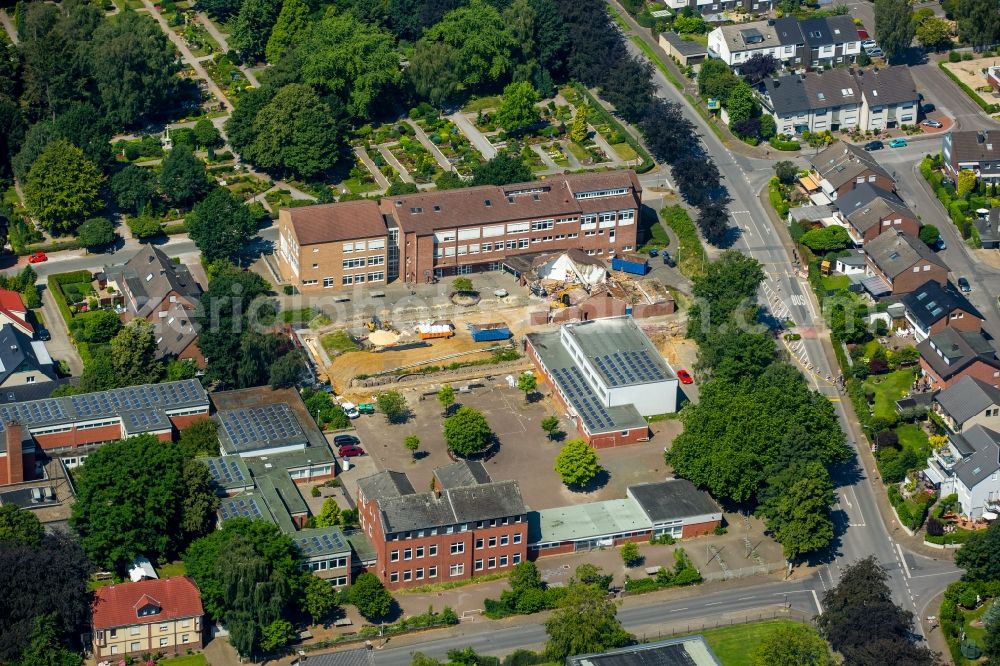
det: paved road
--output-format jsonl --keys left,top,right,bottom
{"left": 614, "top": 1, "right": 959, "bottom": 631}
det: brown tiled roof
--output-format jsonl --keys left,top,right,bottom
{"left": 811, "top": 142, "right": 892, "bottom": 190}
{"left": 286, "top": 200, "right": 387, "bottom": 245}
{"left": 92, "top": 577, "right": 204, "bottom": 629}
{"left": 381, "top": 171, "right": 641, "bottom": 235}
{"left": 866, "top": 230, "right": 947, "bottom": 279}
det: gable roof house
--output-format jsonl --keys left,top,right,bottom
{"left": 0, "top": 324, "right": 55, "bottom": 388}
{"left": 0, "top": 290, "right": 33, "bottom": 337}
{"left": 707, "top": 21, "right": 785, "bottom": 72}
{"left": 92, "top": 576, "right": 206, "bottom": 660}
{"left": 800, "top": 15, "right": 862, "bottom": 68}
{"left": 863, "top": 230, "right": 948, "bottom": 296}
{"left": 105, "top": 246, "right": 204, "bottom": 364}
{"left": 933, "top": 376, "right": 1000, "bottom": 433}
{"left": 809, "top": 142, "right": 894, "bottom": 200}
{"left": 975, "top": 208, "right": 1000, "bottom": 249}
{"left": 833, "top": 183, "right": 919, "bottom": 245}
{"left": 943, "top": 130, "right": 1000, "bottom": 182}
{"left": 924, "top": 425, "right": 1000, "bottom": 520}
{"left": 901, "top": 280, "right": 983, "bottom": 342}
{"left": 760, "top": 69, "right": 861, "bottom": 139}
{"left": 854, "top": 66, "right": 920, "bottom": 131}
{"left": 917, "top": 328, "right": 1000, "bottom": 391}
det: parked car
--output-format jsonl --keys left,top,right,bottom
{"left": 28, "top": 252, "right": 47, "bottom": 263}
{"left": 662, "top": 251, "right": 675, "bottom": 267}
{"left": 36, "top": 327, "right": 50, "bottom": 342}
{"left": 342, "top": 402, "right": 360, "bottom": 419}
{"left": 333, "top": 434, "right": 359, "bottom": 447}
{"left": 933, "top": 237, "right": 947, "bottom": 251}
{"left": 648, "top": 248, "right": 659, "bottom": 257}
{"left": 357, "top": 403, "right": 375, "bottom": 415}
{"left": 888, "top": 138, "right": 908, "bottom": 148}
{"left": 921, "top": 103, "right": 936, "bottom": 115}
{"left": 922, "top": 119, "right": 943, "bottom": 128}
{"left": 338, "top": 444, "right": 365, "bottom": 457}
{"left": 677, "top": 369, "right": 694, "bottom": 385}
{"left": 861, "top": 39, "right": 877, "bottom": 49}
{"left": 958, "top": 276, "right": 972, "bottom": 293}
{"left": 858, "top": 29, "right": 870, "bottom": 40}
{"left": 866, "top": 47, "right": 884, "bottom": 57}
{"left": 864, "top": 140, "right": 884, "bottom": 151}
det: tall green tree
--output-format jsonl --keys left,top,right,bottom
{"left": 178, "top": 418, "right": 220, "bottom": 459}
{"left": 444, "top": 406, "right": 494, "bottom": 457}
{"left": 299, "top": 10, "right": 402, "bottom": 120}
{"left": 955, "top": 0, "right": 1000, "bottom": 49}
{"left": 187, "top": 187, "right": 258, "bottom": 263}
{"left": 437, "top": 384, "right": 456, "bottom": 415}
{"left": 349, "top": 572, "right": 394, "bottom": 621}
{"left": 874, "top": 0, "right": 915, "bottom": 59}
{"left": 495, "top": 81, "right": 541, "bottom": 134}
{"left": 92, "top": 11, "right": 178, "bottom": 128}
{"left": 230, "top": 0, "right": 283, "bottom": 64}
{"left": 160, "top": 146, "right": 211, "bottom": 209}
{"left": 471, "top": 152, "right": 532, "bottom": 186}
{"left": 23, "top": 139, "right": 104, "bottom": 236}
{"left": 196, "top": 266, "right": 272, "bottom": 385}
{"left": 193, "top": 118, "right": 223, "bottom": 149}
{"left": 756, "top": 462, "right": 835, "bottom": 561}
{"left": 726, "top": 80, "right": 757, "bottom": 127}
{"left": 265, "top": 0, "right": 311, "bottom": 63}
{"left": 915, "top": 15, "right": 953, "bottom": 49}
{"left": 110, "top": 164, "right": 156, "bottom": 216}
{"left": 544, "top": 581, "right": 631, "bottom": 660}
{"left": 954, "top": 519, "right": 1000, "bottom": 581}
{"left": 109, "top": 319, "right": 163, "bottom": 387}
{"left": 408, "top": 40, "right": 463, "bottom": 107}
{"left": 71, "top": 435, "right": 218, "bottom": 570}
{"left": 749, "top": 623, "right": 833, "bottom": 666}
{"left": 225, "top": 86, "right": 278, "bottom": 155}
{"left": 245, "top": 83, "right": 340, "bottom": 179}
{"left": 77, "top": 217, "right": 115, "bottom": 249}
{"left": 687, "top": 250, "right": 765, "bottom": 344}
{"left": 14, "top": 615, "right": 82, "bottom": 666}
{"left": 0, "top": 504, "right": 44, "bottom": 545}
{"left": 376, "top": 390, "right": 409, "bottom": 423}
{"left": 303, "top": 576, "right": 338, "bottom": 625}
{"left": 554, "top": 439, "right": 601, "bottom": 489}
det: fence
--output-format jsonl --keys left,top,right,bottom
{"left": 635, "top": 608, "right": 817, "bottom": 644}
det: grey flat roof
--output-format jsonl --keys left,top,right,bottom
{"left": 567, "top": 636, "right": 722, "bottom": 666}
{"left": 628, "top": 479, "right": 722, "bottom": 523}
{"left": 434, "top": 460, "right": 491, "bottom": 489}
{"left": 0, "top": 379, "right": 208, "bottom": 432}
{"left": 661, "top": 31, "right": 708, "bottom": 56}
{"left": 292, "top": 647, "right": 375, "bottom": 666}
{"left": 292, "top": 527, "right": 350, "bottom": 559}
{"left": 528, "top": 330, "right": 647, "bottom": 434}
{"left": 378, "top": 479, "right": 526, "bottom": 534}
{"left": 201, "top": 456, "right": 253, "bottom": 492}
{"left": 528, "top": 498, "right": 651, "bottom": 545}
{"left": 563, "top": 317, "right": 675, "bottom": 387}
{"left": 217, "top": 403, "right": 309, "bottom": 455}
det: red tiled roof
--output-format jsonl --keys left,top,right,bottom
{"left": 285, "top": 199, "right": 387, "bottom": 245}
{"left": 0, "top": 289, "right": 32, "bottom": 335}
{"left": 92, "top": 577, "right": 204, "bottom": 629}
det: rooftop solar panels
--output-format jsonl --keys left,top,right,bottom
{"left": 295, "top": 529, "right": 349, "bottom": 557}
{"left": 203, "top": 457, "right": 249, "bottom": 486}
{"left": 593, "top": 350, "right": 667, "bottom": 387}
{"left": 0, "top": 398, "right": 68, "bottom": 426}
{"left": 120, "top": 409, "right": 170, "bottom": 433}
{"left": 553, "top": 366, "right": 617, "bottom": 432}
{"left": 218, "top": 495, "right": 269, "bottom": 522}
{"left": 219, "top": 403, "right": 306, "bottom": 453}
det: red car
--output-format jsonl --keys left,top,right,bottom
{"left": 857, "top": 28, "right": 869, "bottom": 40}
{"left": 338, "top": 444, "right": 365, "bottom": 457}
{"left": 28, "top": 252, "right": 47, "bottom": 263}
{"left": 677, "top": 369, "right": 694, "bottom": 385}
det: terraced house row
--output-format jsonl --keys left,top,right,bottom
{"left": 276, "top": 171, "right": 642, "bottom": 293}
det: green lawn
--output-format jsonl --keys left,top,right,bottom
{"left": 321, "top": 330, "right": 360, "bottom": 355}
{"left": 821, "top": 274, "right": 850, "bottom": 293}
{"left": 896, "top": 422, "right": 931, "bottom": 461}
{"left": 611, "top": 141, "right": 639, "bottom": 161}
{"left": 159, "top": 654, "right": 209, "bottom": 666}
{"left": 865, "top": 368, "right": 916, "bottom": 420}
{"left": 566, "top": 141, "right": 590, "bottom": 162}
{"left": 685, "top": 619, "right": 828, "bottom": 666}
{"left": 281, "top": 307, "right": 319, "bottom": 325}
{"left": 157, "top": 561, "right": 187, "bottom": 578}
{"left": 462, "top": 95, "right": 502, "bottom": 113}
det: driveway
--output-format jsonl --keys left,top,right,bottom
{"left": 38, "top": 289, "right": 82, "bottom": 376}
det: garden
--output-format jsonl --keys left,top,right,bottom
{"left": 203, "top": 52, "right": 250, "bottom": 102}
{"left": 386, "top": 135, "right": 443, "bottom": 184}
{"left": 921, "top": 154, "right": 1000, "bottom": 247}
{"left": 409, "top": 104, "right": 485, "bottom": 177}
{"left": 940, "top": 579, "right": 1000, "bottom": 664}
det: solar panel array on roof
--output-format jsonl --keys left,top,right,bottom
{"left": 220, "top": 403, "right": 304, "bottom": 450}
{"left": 297, "top": 530, "right": 348, "bottom": 556}
{"left": 553, "top": 366, "right": 615, "bottom": 432}
{"left": 121, "top": 409, "right": 170, "bottom": 431}
{"left": 219, "top": 495, "right": 266, "bottom": 521}
{"left": 593, "top": 350, "right": 667, "bottom": 387}
{"left": 0, "top": 399, "right": 67, "bottom": 426}
{"left": 204, "top": 458, "right": 248, "bottom": 485}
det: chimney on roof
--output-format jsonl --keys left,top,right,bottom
{"left": 978, "top": 131, "right": 987, "bottom": 144}
{"left": 6, "top": 422, "right": 23, "bottom": 484}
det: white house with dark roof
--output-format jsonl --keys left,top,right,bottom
{"left": 943, "top": 130, "right": 1000, "bottom": 182}
{"left": 924, "top": 425, "right": 1000, "bottom": 519}
{"left": 933, "top": 376, "right": 1000, "bottom": 433}
{"left": 854, "top": 67, "right": 919, "bottom": 130}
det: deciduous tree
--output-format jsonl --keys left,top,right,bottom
{"left": 110, "top": 319, "right": 163, "bottom": 387}
{"left": 955, "top": 519, "right": 1000, "bottom": 581}
{"left": 24, "top": 139, "right": 104, "bottom": 236}
{"left": 404, "top": 434, "right": 420, "bottom": 457}
{"left": 245, "top": 84, "right": 340, "bottom": 179}
{"left": 350, "top": 572, "right": 393, "bottom": 621}
{"left": 919, "top": 224, "right": 940, "bottom": 246}
{"left": 740, "top": 53, "right": 778, "bottom": 84}
{"left": 0, "top": 504, "right": 44, "bottom": 545}
{"left": 541, "top": 415, "right": 561, "bottom": 440}
{"left": 774, "top": 160, "right": 798, "bottom": 184}
{"left": 801, "top": 225, "right": 850, "bottom": 252}
{"left": 377, "top": 390, "right": 409, "bottom": 423}
{"left": 554, "top": 439, "right": 601, "bottom": 489}
{"left": 303, "top": 576, "right": 338, "bottom": 625}
{"left": 495, "top": 81, "right": 541, "bottom": 134}
{"left": 444, "top": 406, "right": 493, "bottom": 457}
{"left": 756, "top": 462, "right": 835, "bottom": 560}
{"left": 517, "top": 373, "right": 537, "bottom": 402}
{"left": 187, "top": 187, "right": 258, "bottom": 263}
{"left": 408, "top": 40, "right": 463, "bottom": 107}
{"left": 437, "top": 384, "right": 456, "bottom": 415}
{"left": 265, "top": 0, "right": 310, "bottom": 63}
{"left": 726, "top": 80, "right": 757, "bottom": 127}
{"left": 544, "top": 581, "right": 631, "bottom": 660}
{"left": 471, "top": 152, "right": 532, "bottom": 186}
{"left": 160, "top": 146, "right": 211, "bottom": 209}
{"left": 874, "top": 0, "right": 915, "bottom": 59}
{"left": 225, "top": 86, "right": 278, "bottom": 155}
{"left": 178, "top": 419, "right": 220, "bottom": 459}
{"left": 915, "top": 16, "right": 953, "bottom": 49}
{"left": 230, "top": 0, "right": 282, "bottom": 64}
{"left": 619, "top": 541, "right": 640, "bottom": 567}
{"left": 955, "top": 0, "right": 1000, "bottom": 50}
{"left": 698, "top": 58, "right": 740, "bottom": 102}
{"left": 640, "top": 99, "right": 696, "bottom": 164}
{"left": 77, "top": 217, "right": 115, "bottom": 249}
{"left": 110, "top": 165, "right": 156, "bottom": 216}
{"left": 750, "top": 623, "right": 833, "bottom": 666}
{"left": 957, "top": 169, "right": 976, "bottom": 197}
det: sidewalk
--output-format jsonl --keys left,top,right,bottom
{"left": 0, "top": 9, "right": 18, "bottom": 44}
{"left": 448, "top": 113, "right": 497, "bottom": 160}
{"left": 197, "top": 12, "right": 261, "bottom": 88}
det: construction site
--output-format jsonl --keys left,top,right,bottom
{"left": 294, "top": 249, "right": 695, "bottom": 399}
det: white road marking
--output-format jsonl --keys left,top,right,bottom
{"left": 811, "top": 589, "right": 824, "bottom": 614}
{"left": 896, "top": 542, "right": 912, "bottom": 579}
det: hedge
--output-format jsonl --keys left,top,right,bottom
{"left": 47, "top": 270, "right": 94, "bottom": 327}
{"left": 21, "top": 238, "right": 84, "bottom": 256}
{"left": 769, "top": 136, "right": 801, "bottom": 151}
{"left": 572, "top": 83, "right": 655, "bottom": 174}
{"left": 938, "top": 61, "right": 1000, "bottom": 113}
{"left": 768, "top": 178, "right": 789, "bottom": 217}
{"left": 925, "top": 530, "right": 972, "bottom": 545}
{"left": 887, "top": 485, "right": 934, "bottom": 530}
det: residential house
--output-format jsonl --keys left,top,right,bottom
{"left": 809, "top": 142, "right": 895, "bottom": 200}
{"left": 0, "top": 324, "right": 55, "bottom": 388}
{"left": 357, "top": 463, "right": 528, "bottom": 590}
{"left": 526, "top": 317, "right": 677, "bottom": 447}
{"left": 933, "top": 376, "right": 1000, "bottom": 433}
{"left": 661, "top": 0, "right": 774, "bottom": 15}
{"left": 863, "top": 231, "right": 949, "bottom": 296}
{"left": 835, "top": 249, "right": 868, "bottom": 275}
{"left": 773, "top": 17, "right": 806, "bottom": 68}
{"left": 707, "top": 21, "right": 786, "bottom": 72}
{"left": 854, "top": 67, "right": 920, "bottom": 130}
{"left": 799, "top": 15, "right": 862, "bottom": 68}
{"left": 659, "top": 32, "right": 708, "bottom": 66}
{"left": 0, "top": 290, "right": 33, "bottom": 337}
{"left": 924, "top": 425, "right": 1000, "bottom": 520}
{"left": 91, "top": 576, "right": 205, "bottom": 660}
{"left": 0, "top": 379, "right": 210, "bottom": 467}
{"left": 760, "top": 67, "right": 917, "bottom": 137}
{"left": 917, "top": 327, "right": 1000, "bottom": 390}
{"left": 105, "top": 246, "right": 204, "bottom": 364}
{"left": 277, "top": 171, "right": 641, "bottom": 293}
{"left": 834, "top": 183, "right": 919, "bottom": 245}
{"left": 975, "top": 208, "right": 1000, "bottom": 249}
{"left": 901, "top": 280, "right": 983, "bottom": 342}
{"left": 759, "top": 69, "right": 861, "bottom": 136}
{"left": 943, "top": 130, "right": 1000, "bottom": 182}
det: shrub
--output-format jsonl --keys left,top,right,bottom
{"left": 959, "top": 588, "right": 979, "bottom": 609}
{"left": 769, "top": 135, "right": 801, "bottom": 151}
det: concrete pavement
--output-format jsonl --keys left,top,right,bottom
{"left": 0, "top": 9, "right": 18, "bottom": 44}
{"left": 354, "top": 147, "right": 391, "bottom": 191}
{"left": 449, "top": 113, "right": 497, "bottom": 160}
{"left": 38, "top": 289, "right": 83, "bottom": 376}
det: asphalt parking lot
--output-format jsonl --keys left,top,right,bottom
{"left": 348, "top": 381, "right": 681, "bottom": 510}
